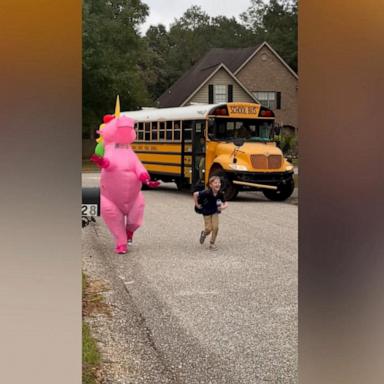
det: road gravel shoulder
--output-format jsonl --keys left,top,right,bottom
{"left": 82, "top": 223, "right": 177, "bottom": 384}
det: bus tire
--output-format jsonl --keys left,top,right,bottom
{"left": 209, "top": 166, "right": 239, "bottom": 201}
{"left": 262, "top": 178, "right": 294, "bottom": 201}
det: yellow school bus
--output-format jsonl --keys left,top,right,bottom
{"left": 122, "top": 102, "right": 294, "bottom": 201}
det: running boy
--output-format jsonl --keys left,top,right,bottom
{"left": 193, "top": 175, "right": 228, "bottom": 251}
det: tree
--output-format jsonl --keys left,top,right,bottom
{"left": 167, "top": 6, "right": 212, "bottom": 78}
{"left": 240, "top": 0, "right": 297, "bottom": 71}
{"left": 139, "top": 24, "right": 172, "bottom": 100}
{"left": 149, "top": 6, "right": 258, "bottom": 98}
{"left": 83, "top": 0, "right": 151, "bottom": 138}
{"left": 209, "top": 16, "right": 256, "bottom": 47}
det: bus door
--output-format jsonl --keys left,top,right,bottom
{"left": 192, "top": 120, "right": 206, "bottom": 189}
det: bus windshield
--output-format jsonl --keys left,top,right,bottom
{"left": 209, "top": 119, "right": 274, "bottom": 142}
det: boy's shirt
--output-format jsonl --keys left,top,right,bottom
{"left": 198, "top": 189, "right": 225, "bottom": 216}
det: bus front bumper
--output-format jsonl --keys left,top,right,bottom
{"left": 229, "top": 170, "right": 294, "bottom": 191}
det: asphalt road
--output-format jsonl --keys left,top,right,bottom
{"left": 82, "top": 173, "right": 298, "bottom": 383}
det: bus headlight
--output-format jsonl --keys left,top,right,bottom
{"left": 229, "top": 163, "right": 248, "bottom": 171}
{"left": 286, "top": 165, "right": 294, "bottom": 171}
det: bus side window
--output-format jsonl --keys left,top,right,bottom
{"left": 137, "top": 122, "right": 144, "bottom": 141}
{"left": 159, "top": 121, "right": 165, "bottom": 141}
{"left": 145, "top": 122, "right": 150, "bottom": 141}
{"left": 152, "top": 121, "right": 158, "bottom": 141}
{"left": 166, "top": 121, "right": 173, "bottom": 141}
{"left": 183, "top": 120, "right": 193, "bottom": 142}
{"left": 174, "top": 121, "right": 181, "bottom": 141}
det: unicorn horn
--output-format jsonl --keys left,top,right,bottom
{"left": 115, "top": 95, "right": 121, "bottom": 117}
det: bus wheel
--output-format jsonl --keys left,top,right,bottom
{"left": 262, "top": 178, "right": 294, "bottom": 201}
{"left": 209, "top": 166, "right": 239, "bottom": 201}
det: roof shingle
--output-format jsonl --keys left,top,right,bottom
{"left": 158, "top": 46, "right": 260, "bottom": 108}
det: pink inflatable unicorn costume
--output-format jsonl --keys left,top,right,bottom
{"left": 91, "top": 98, "right": 159, "bottom": 254}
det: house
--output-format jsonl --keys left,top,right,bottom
{"left": 157, "top": 42, "right": 298, "bottom": 135}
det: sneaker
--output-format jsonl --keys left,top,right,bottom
{"left": 199, "top": 231, "right": 207, "bottom": 244}
{"left": 209, "top": 243, "right": 218, "bottom": 251}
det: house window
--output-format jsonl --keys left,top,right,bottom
{"left": 214, "top": 85, "right": 227, "bottom": 103}
{"left": 253, "top": 91, "right": 281, "bottom": 109}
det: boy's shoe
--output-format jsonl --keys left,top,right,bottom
{"left": 199, "top": 231, "right": 207, "bottom": 244}
{"left": 209, "top": 243, "right": 218, "bottom": 251}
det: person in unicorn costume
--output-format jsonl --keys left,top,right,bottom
{"left": 91, "top": 97, "right": 159, "bottom": 254}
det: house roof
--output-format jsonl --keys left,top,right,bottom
{"left": 157, "top": 42, "right": 298, "bottom": 108}
{"left": 183, "top": 63, "right": 258, "bottom": 106}
{"left": 157, "top": 46, "right": 259, "bottom": 108}
{"left": 235, "top": 41, "right": 298, "bottom": 79}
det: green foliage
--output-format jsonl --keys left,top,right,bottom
{"left": 278, "top": 133, "right": 298, "bottom": 158}
{"left": 82, "top": 272, "right": 101, "bottom": 384}
{"left": 166, "top": 7, "right": 213, "bottom": 83}
{"left": 240, "top": 0, "right": 297, "bottom": 71}
{"left": 139, "top": 3, "right": 297, "bottom": 101}
{"left": 139, "top": 24, "right": 172, "bottom": 100}
{"left": 83, "top": 0, "right": 152, "bottom": 137}
{"left": 142, "top": 6, "right": 257, "bottom": 99}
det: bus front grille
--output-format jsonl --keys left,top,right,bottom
{"left": 250, "top": 154, "right": 282, "bottom": 170}
{"left": 268, "top": 155, "right": 282, "bottom": 169}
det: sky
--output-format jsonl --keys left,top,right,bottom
{"left": 140, "top": 0, "right": 253, "bottom": 34}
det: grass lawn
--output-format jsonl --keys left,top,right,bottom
{"left": 82, "top": 273, "right": 110, "bottom": 384}
{"left": 83, "top": 322, "right": 101, "bottom": 384}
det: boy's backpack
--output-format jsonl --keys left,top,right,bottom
{"left": 194, "top": 190, "right": 209, "bottom": 214}
{"left": 194, "top": 192, "right": 203, "bottom": 214}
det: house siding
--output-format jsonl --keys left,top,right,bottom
{"left": 185, "top": 68, "right": 254, "bottom": 105}
{"left": 236, "top": 45, "right": 298, "bottom": 129}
